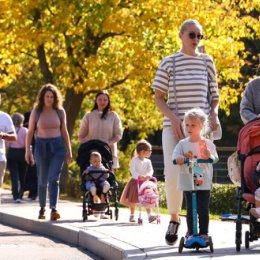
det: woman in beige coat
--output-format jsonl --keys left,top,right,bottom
{"left": 78, "top": 90, "right": 123, "bottom": 169}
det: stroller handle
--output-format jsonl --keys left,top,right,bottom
{"left": 137, "top": 176, "right": 157, "bottom": 186}
{"left": 173, "top": 158, "right": 213, "bottom": 165}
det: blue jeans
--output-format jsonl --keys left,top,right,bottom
{"left": 34, "top": 136, "right": 65, "bottom": 209}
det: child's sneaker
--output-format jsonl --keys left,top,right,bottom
{"left": 148, "top": 215, "right": 157, "bottom": 223}
{"left": 50, "top": 208, "right": 60, "bottom": 221}
{"left": 200, "top": 234, "right": 209, "bottom": 243}
{"left": 129, "top": 215, "right": 136, "bottom": 222}
{"left": 250, "top": 208, "right": 260, "bottom": 219}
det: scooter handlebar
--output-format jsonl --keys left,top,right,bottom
{"left": 173, "top": 158, "right": 213, "bottom": 165}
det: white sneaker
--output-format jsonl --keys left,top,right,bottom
{"left": 100, "top": 213, "right": 109, "bottom": 219}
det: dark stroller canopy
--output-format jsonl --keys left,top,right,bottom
{"left": 77, "top": 139, "right": 113, "bottom": 171}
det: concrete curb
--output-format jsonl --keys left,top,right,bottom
{"left": 0, "top": 211, "right": 145, "bottom": 260}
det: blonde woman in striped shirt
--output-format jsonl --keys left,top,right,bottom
{"left": 152, "top": 19, "right": 220, "bottom": 246}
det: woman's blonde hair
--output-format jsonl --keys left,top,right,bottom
{"left": 180, "top": 19, "right": 202, "bottom": 33}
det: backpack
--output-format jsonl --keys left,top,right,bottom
{"left": 227, "top": 151, "right": 241, "bottom": 187}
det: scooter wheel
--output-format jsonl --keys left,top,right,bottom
{"left": 208, "top": 236, "right": 214, "bottom": 253}
{"left": 178, "top": 237, "right": 185, "bottom": 253}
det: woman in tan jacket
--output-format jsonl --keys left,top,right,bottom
{"left": 78, "top": 90, "right": 123, "bottom": 169}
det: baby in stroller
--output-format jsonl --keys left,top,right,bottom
{"left": 77, "top": 139, "right": 119, "bottom": 221}
{"left": 82, "top": 151, "right": 110, "bottom": 204}
{"left": 250, "top": 162, "right": 260, "bottom": 219}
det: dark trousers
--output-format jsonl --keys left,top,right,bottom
{"left": 7, "top": 148, "right": 27, "bottom": 200}
{"left": 24, "top": 164, "right": 38, "bottom": 199}
{"left": 184, "top": 190, "right": 210, "bottom": 236}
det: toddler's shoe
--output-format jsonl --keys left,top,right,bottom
{"left": 148, "top": 215, "right": 157, "bottom": 223}
{"left": 100, "top": 213, "right": 109, "bottom": 219}
{"left": 200, "top": 234, "right": 209, "bottom": 243}
{"left": 129, "top": 215, "right": 136, "bottom": 222}
{"left": 50, "top": 209, "right": 60, "bottom": 221}
{"left": 250, "top": 208, "right": 260, "bottom": 219}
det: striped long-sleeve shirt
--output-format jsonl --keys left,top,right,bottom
{"left": 152, "top": 51, "right": 219, "bottom": 127}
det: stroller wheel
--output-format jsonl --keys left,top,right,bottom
{"left": 208, "top": 236, "right": 214, "bottom": 253}
{"left": 235, "top": 230, "right": 241, "bottom": 252}
{"left": 83, "top": 213, "right": 88, "bottom": 222}
{"left": 245, "top": 231, "right": 250, "bottom": 249}
{"left": 138, "top": 218, "right": 143, "bottom": 225}
{"left": 115, "top": 208, "right": 119, "bottom": 221}
{"left": 109, "top": 210, "right": 113, "bottom": 219}
{"left": 178, "top": 237, "right": 185, "bottom": 253}
{"left": 156, "top": 217, "right": 161, "bottom": 224}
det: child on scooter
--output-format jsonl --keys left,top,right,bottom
{"left": 172, "top": 108, "right": 219, "bottom": 243}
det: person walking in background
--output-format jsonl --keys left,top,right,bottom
{"left": 172, "top": 108, "right": 218, "bottom": 242}
{"left": 240, "top": 76, "right": 260, "bottom": 124}
{"left": 23, "top": 111, "right": 38, "bottom": 200}
{"left": 78, "top": 90, "right": 123, "bottom": 170}
{"left": 0, "top": 89, "right": 17, "bottom": 201}
{"left": 152, "top": 19, "right": 220, "bottom": 245}
{"left": 120, "top": 140, "right": 158, "bottom": 223}
{"left": 25, "top": 84, "right": 72, "bottom": 221}
{"left": 6, "top": 113, "right": 28, "bottom": 203}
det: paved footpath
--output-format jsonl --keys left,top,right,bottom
{"left": 0, "top": 189, "right": 259, "bottom": 260}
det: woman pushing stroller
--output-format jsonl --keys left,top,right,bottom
{"left": 120, "top": 140, "right": 158, "bottom": 223}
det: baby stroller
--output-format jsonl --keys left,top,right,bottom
{"left": 137, "top": 176, "right": 160, "bottom": 224}
{"left": 77, "top": 139, "right": 119, "bottom": 221}
{"left": 235, "top": 118, "right": 260, "bottom": 251}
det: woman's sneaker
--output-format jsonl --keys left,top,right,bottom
{"left": 50, "top": 209, "right": 60, "bottom": 221}
{"left": 165, "top": 220, "right": 180, "bottom": 245}
{"left": 38, "top": 208, "right": 46, "bottom": 220}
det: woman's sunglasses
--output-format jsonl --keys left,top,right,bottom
{"left": 188, "top": 32, "right": 203, "bottom": 40}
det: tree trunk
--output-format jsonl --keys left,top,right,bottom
{"left": 59, "top": 88, "right": 85, "bottom": 193}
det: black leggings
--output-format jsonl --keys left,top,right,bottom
{"left": 184, "top": 190, "right": 210, "bottom": 236}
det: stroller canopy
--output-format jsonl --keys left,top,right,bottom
{"left": 237, "top": 118, "right": 260, "bottom": 193}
